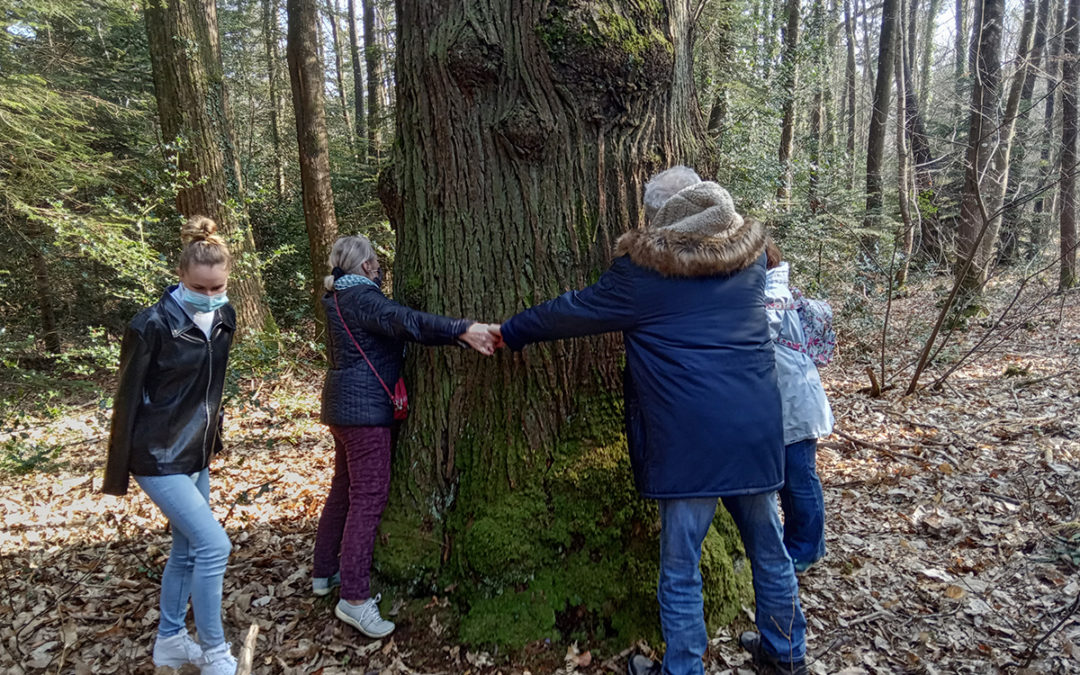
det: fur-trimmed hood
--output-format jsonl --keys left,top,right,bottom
{"left": 614, "top": 217, "right": 767, "bottom": 277}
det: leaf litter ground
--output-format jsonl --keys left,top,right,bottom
{"left": 2, "top": 277, "right": 1078, "bottom": 674}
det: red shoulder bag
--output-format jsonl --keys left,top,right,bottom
{"left": 333, "top": 292, "right": 409, "bottom": 421}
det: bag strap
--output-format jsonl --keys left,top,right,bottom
{"left": 332, "top": 291, "right": 394, "bottom": 400}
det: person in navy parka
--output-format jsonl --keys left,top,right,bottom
{"left": 494, "top": 167, "right": 808, "bottom": 675}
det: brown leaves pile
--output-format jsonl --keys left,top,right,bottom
{"left": 2, "top": 277, "right": 1078, "bottom": 674}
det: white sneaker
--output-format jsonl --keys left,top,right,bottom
{"left": 200, "top": 642, "right": 237, "bottom": 675}
{"left": 152, "top": 628, "right": 203, "bottom": 668}
{"left": 312, "top": 571, "right": 341, "bottom": 596}
{"left": 334, "top": 594, "right": 395, "bottom": 638}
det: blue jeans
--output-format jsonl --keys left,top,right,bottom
{"left": 658, "top": 494, "right": 806, "bottom": 675}
{"left": 780, "top": 439, "right": 826, "bottom": 570}
{"left": 135, "top": 469, "right": 232, "bottom": 650}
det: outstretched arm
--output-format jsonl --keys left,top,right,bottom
{"left": 500, "top": 258, "right": 638, "bottom": 351}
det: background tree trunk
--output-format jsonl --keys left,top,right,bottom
{"left": 955, "top": 0, "right": 1005, "bottom": 297}
{"left": 861, "top": 0, "right": 898, "bottom": 265}
{"left": 1061, "top": 0, "right": 1079, "bottom": 288}
{"left": 287, "top": 0, "right": 339, "bottom": 336}
{"left": 347, "top": 0, "right": 366, "bottom": 153}
{"left": 917, "top": 0, "right": 941, "bottom": 115}
{"left": 324, "top": 0, "right": 354, "bottom": 154}
{"left": 376, "top": 0, "right": 745, "bottom": 649}
{"left": 1000, "top": 0, "right": 1052, "bottom": 262}
{"left": 895, "top": 0, "right": 915, "bottom": 285}
{"left": 1035, "top": 0, "right": 1064, "bottom": 235}
{"left": 776, "top": 0, "right": 801, "bottom": 204}
{"left": 144, "top": 0, "right": 277, "bottom": 336}
{"left": 263, "top": 0, "right": 288, "bottom": 199}
{"left": 844, "top": 0, "right": 858, "bottom": 189}
{"left": 363, "top": 0, "right": 381, "bottom": 159}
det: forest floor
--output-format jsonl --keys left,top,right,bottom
{"left": 2, "top": 274, "right": 1079, "bottom": 675}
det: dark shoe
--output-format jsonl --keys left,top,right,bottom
{"left": 739, "top": 631, "right": 808, "bottom": 675}
{"left": 627, "top": 653, "right": 662, "bottom": 675}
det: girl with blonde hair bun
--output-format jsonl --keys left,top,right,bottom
{"left": 103, "top": 215, "right": 240, "bottom": 674}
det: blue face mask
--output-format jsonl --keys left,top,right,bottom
{"left": 180, "top": 284, "right": 229, "bottom": 313}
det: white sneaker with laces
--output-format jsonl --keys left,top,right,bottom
{"left": 334, "top": 593, "right": 395, "bottom": 638}
{"left": 200, "top": 642, "right": 237, "bottom": 675}
{"left": 152, "top": 628, "right": 203, "bottom": 668}
{"left": 312, "top": 571, "right": 341, "bottom": 596}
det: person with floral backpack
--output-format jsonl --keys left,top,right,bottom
{"left": 764, "top": 238, "right": 835, "bottom": 574}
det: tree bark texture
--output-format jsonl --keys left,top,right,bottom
{"left": 955, "top": 0, "right": 1005, "bottom": 295}
{"left": 377, "top": 0, "right": 745, "bottom": 649}
{"left": 861, "top": 0, "right": 898, "bottom": 263}
{"left": 144, "top": 0, "right": 277, "bottom": 336}
{"left": 917, "top": 0, "right": 941, "bottom": 115}
{"left": 347, "top": 0, "right": 367, "bottom": 150}
{"left": 1061, "top": 0, "right": 1079, "bottom": 288}
{"left": 953, "top": 0, "right": 969, "bottom": 127}
{"left": 776, "top": 0, "right": 801, "bottom": 204}
{"left": 287, "top": 0, "right": 339, "bottom": 335}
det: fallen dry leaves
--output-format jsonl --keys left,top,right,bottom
{"left": 1, "top": 276, "right": 1077, "bottom": 674}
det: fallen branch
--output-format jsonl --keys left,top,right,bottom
{"left": 236, "top": 622, "right": 259, "bottom": 675}
{"left": 832, "top": 429, "right": 930, "bottom": 464}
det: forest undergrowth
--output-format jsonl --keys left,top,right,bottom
{"left": 1, "top": 274, "right": 1078, "bottom": 675}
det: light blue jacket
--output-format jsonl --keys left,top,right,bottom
{"left": 765, "top": 263, "right": 835, "bottom": 445}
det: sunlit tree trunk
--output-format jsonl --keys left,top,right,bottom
{"left": 287, "top": 0, "right": 339, "bottom": 335}
{"left": 917, "top": 0, "right": 941, "bottom": 114}
{"left": 955, "top": 0, "right": 1004, "bottom": 297}
{"left": 895, "top": 0, "right": 915, "bottom": 285}
{"left": 144, "top": 0, "right": 277, "bottom": 336}
{"left": 1035, "top": 0, "right": 1065, "bottom": 256}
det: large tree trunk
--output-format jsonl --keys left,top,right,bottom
{"left": 287, "top": 0, "right": 339, "bottom": 336}
{"left": 144, "top": 0, "right": 277, "bottom": 336}
{"left": 955, "top": 0, "right": 1005, "bottom": 297}
{"left": 1061, "top": 0, "right": 1080, "bottom": 289}
{"left": 27, "top": 222, "right": 61, "bottom": 354}
{"left": 860, "top": 0, "right": 898, "bottom": 265}
{"left": 347, "top": 0, "right": 366, "bottom": 151}
{"left": 324, "top": 0, "right": 354, "bottom": 154}
{"left": 263, "top": 0, "right": 288, "bottom": 199}
{"left": 376, "top": 0, "right": 745, "bottom": 649}
{"left": 776, "top": 0, "right": 801, "bottom": 204}
{"left": 363, "top": 0, "right": 381, "bottom": 159}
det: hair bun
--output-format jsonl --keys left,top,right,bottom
{"left": 181, "top": 216, "right": 223, "bottom": 246}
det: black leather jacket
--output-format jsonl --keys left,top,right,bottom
{"left": 102, "top": 287, "right": 235, "bottom": 495}
{"left": 321, "top": 284, "right": 469, "bottom": 427}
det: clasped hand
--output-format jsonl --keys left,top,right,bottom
{"left": 458, "top": 322, "right": 505, "bottom": 356}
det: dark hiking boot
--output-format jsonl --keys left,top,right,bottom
{"left": 739, "top": 631, "right": 808, "bottom": 675}
{"left": 627, "top": 653, "right": 662, "bottom": 675}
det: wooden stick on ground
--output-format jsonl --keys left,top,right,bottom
{"left": 236, "top": 622, "right": 259, "bottom": 675}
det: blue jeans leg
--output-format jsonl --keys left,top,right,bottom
{"left": 135, "top": 469, "right": 232, "bottom": 650}
{"left": 657, "top": 497, "right": 717, "bottom": 675}
{"left": 779, "top": 438, "right": 826, "bottom": 569}
{"left": 722, "top": 492, "right": 806, "bottom": 663}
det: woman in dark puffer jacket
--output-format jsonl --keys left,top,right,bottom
{"left": 312, "top": 234, "right": 497, "bottom": 637}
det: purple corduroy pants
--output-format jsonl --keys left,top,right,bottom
{"left": 312, "top": 425, "right": 392, "bottom": 601}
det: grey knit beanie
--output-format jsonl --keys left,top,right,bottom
{"left": 650, "top": 181, "right": 744, "bottom": 236}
